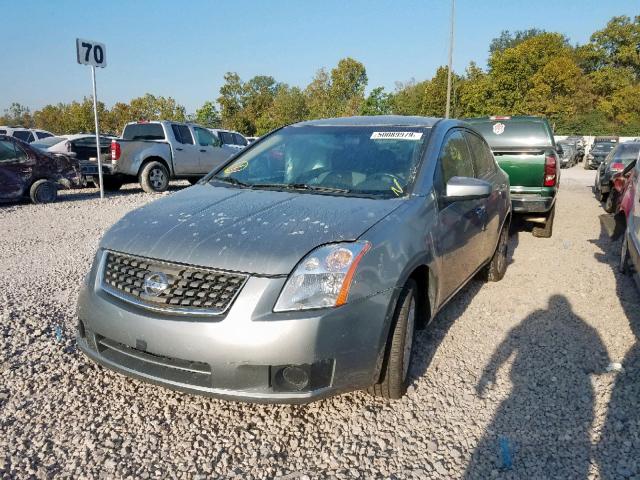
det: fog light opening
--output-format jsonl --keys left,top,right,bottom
{"left": 281, "top": 366, "right": 309, "bottom": 391}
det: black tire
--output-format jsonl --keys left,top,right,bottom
{"left": 29, "top": 179, "right": 58, "bottom": 204}
{"left": 595, "top": 186, "right": 606, "bottom": 203}
{"left": 102, "top": 177, "right": 123, "bottom": 191}
{"left": 188, "top": 177, "right": 201, "bottom": 185}
{"left": 479, "top": 220, "right": 509, "bottom": 282}
{"left": 368, "top": 279, "right": 417, "bottom": 399}
{"left": 620, "top": 232, "right": 632, "bottom": 274}
{"left": 604, "top": 191, "right": 616, "bottom": 213}
{"left": 532, "top": 204, "right": 555, "bottom": 238}
{"left": 139, "top": 161, "right": 169, "bottom": 193}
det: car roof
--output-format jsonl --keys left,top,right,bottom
{"left": 294, "top": 115, "right": 440, "bottom": 127}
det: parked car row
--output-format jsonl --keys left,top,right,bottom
{"left": 0, "top": 126, "right": 55, "bottom": 143}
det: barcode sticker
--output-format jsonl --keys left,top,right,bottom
{"left": 371, "top": 132, "right": 423, "bottom": 140}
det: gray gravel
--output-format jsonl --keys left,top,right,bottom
{"left": 1, "top": 170, "right": 639, "bottom": 479}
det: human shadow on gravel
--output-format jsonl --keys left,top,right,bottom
{"left": 464, "top": 295, "right": 610, "bottom": 479}
{"left": 591, "top": 220, "right": 640, "bottom": 478}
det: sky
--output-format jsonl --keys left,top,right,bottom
{"left": 0, "top": 0, "right": 638, "bottom": 114}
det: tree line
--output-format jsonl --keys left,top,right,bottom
{"left": 2, "top": 14, "right": 639, "bottom": 136}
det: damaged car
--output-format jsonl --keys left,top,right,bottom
{"left": 0, "top": 134, "right": 81, "bottom": 204}
{"left": 77, "top": 116, "right": 511, "bottom": 403}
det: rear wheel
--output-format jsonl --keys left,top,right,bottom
{"left": 368, "top": 279, "right": 417, "bottom": 399}
{"left": 479, "top": 221, "right": 509, "bottom": 282}
{"left": 140, "top": 161, "right": 169, "bottom": 193}
{"left": 29, "top": 179, "right": 58, "bottom": 204}
{"left": 532, "top": 204, "right": 555, "bottom": 238}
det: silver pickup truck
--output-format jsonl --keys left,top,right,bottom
{"left": 82, "top": 121, "right": 240, "bottom": 193}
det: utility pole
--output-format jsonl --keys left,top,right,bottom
{"left": 445, "top": 0, "right": 455, "bottom": 119}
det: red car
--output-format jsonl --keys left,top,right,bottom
{"left": 0, "top": 134, "right": 81, "bottom": 204}
{"left": 615, "top": 159, "right": 638, "bottom": 221}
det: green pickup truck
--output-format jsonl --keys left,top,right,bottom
{"left": 466, "top": 116, "right": 559, "bottom": 238}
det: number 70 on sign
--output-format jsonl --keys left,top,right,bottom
{"left": 76, "top": 38, "right": 107, "bottom": 68}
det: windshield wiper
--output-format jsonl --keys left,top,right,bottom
{"left": 250, "top": 183, "right": 351, "bottom": 194}
{"left": 211, "top": 176, "right": 251, "bottom": 188}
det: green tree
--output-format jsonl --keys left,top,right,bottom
{"left": 390, "top": 79, "right": 428, "bottom": 115}
{"left": 193, "top": 101, "right": 221, "bottom": 128}
{"left": 329, "top": 57, "right": 368, "bottom": 116}
{"left": 217, "top": 72, "right": 248, "bottom": 132}
{"left": 256, "top": 85, "right": 309, "bottom": 134}
{"left": 128, "top": 93, "right": 186, "bottom": 122}
{"left": 1, "top": 102, "right": 33, "bottom": 127}
{"left": 489, "top": 29, "right": 550, "bottom": 54}
{"left": 360, "top": 87, "right": 392, "bottom": 116}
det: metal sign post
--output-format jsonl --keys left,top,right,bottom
{"left": 76, "top": 38, "right": 107, "bottom": 199}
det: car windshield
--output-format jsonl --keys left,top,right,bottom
{"left": 32, "top": 136, "right": 66, "bottom": 149}
{"left": 211, "top": 125, "right": 430, "bottom": 198}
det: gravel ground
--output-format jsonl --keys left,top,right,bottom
{"left": 1, "top": 169, "right": 639, "bottom": 479}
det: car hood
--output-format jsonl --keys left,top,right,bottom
{"left": 100, "top": 184, "right": 401, "bottom": 275}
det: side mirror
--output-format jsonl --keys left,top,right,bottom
{"left": 445, "top": 176, "right": 492, "bottom": 202}
{"left": 556, "top": 146, "right": 564, "bottom": 155}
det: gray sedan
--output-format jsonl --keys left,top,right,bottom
{"left": 76, "top": 116, "right": 511, "bottom": 403}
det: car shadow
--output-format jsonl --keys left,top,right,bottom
{"left": 590, "top": 216, "right": 640, "bottom": 478}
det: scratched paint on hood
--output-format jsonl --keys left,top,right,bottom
{"left": 101, "top": 183, "right": 403, "bottom": 275}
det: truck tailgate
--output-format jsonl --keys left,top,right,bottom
{"left": 493, "top": 149, "right": 547, "bottom": 188}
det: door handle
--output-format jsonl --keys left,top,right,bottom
{"left": 199, "top": 149, "right": 206, "bottom": 153}
{"left": 175, "top": 147, "right": 183, "bottom": 151}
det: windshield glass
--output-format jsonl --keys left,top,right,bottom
{"left": 592, "top": 142, "right": 616, "bottom": 153}
{"left": 211, "top": 125, "right": 430, "bottom": 198}
{"left": 122, "top": 123, "right": 165, "bottom": 141}
{"left": 31, "top": 136, "right": 66, "bottom": 149}
{"left": 467, "top": 120, "right": 552, "bottom": 149}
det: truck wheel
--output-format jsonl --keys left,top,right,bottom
{"left": 140, "top": 161, "right": 169, "bottom": 193}
{"left": 368, "top": 279, "right": 417, "bottom": 400}
{"left": 479, "top": 221, "right": 509, "bottom": 282}
{"left": 604, "top": 191, "right": 617, "bottom": 213}
{"left": 532, "top": 204, "right": 555, "bottom": 238}
{"left": 29, "top": 180, "right": 58, "bottom": 204}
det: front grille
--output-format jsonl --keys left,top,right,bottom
{"left": 101, "top": 251, "right": 248, "bottom": 315}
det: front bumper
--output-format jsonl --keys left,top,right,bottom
{"left": 510, "top": 193, "right": 555, "bottom": 213}
{"left": 77, "top": 266, "right": 395, "bottom": 403}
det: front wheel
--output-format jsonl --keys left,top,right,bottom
{"left": 620, "top": 232, "right": 632, "bottom": 274}
{"left": 368, "top": 279, "right": 417, "bottom": 399}
{"left": 532, "top": 204, "right": 555, "bottom": 238}
{"left": 30, "top": 179, "right": 58, "bottom": 204}
{"left": 604, "top": 191, "right": 617, "bottom": 213}
{"left": 479, "top": 221, "right": 509, "bottom": 282}
{"left": 139, "top": 161, "right": 169, "bottom": 193}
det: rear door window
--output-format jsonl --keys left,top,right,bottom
{"left": 464, "top": 131, "right": 496, "bottom": 178}
{"left": 171, "top": 124, "right": 194, "bottom": 145}
{"left": 0, "top": 140, "right": 17, "bottom": 162}
{"left": 122, "top": 123, "right": 165, "bottom": 141}
{"left": 36, "top": 131, "right": 53, "bottom": 139}
{"left": 13, "top": 131, "right": 34, "bottom": 143}
{"left": 439, "top": 129, "right": 475, "bottom": 187}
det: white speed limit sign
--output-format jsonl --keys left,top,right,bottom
{"left": 76, "top": 38, "right": 107, "bottom": 68}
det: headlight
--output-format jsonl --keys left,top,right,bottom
{"left": 274, "top": 242, "right": 371, "bottom": 312}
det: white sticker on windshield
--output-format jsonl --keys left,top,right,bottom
{"left": 371, "top": 131, "right": 423, "bottom": 140}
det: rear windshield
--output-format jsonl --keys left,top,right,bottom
{"left": 212, "top": 125, "right": 430, "bottom": 198}
{"left": 613, "top": 143, "right": 640, "bottom": 163}
{"left": 32, "top": 136, "right": 66, "bottom": 149}
{"left": 122, "top": 123, "right": 165, "bottom": 141}
{"left": 592, "top": 142, "right": 616, "bottom": 152}
{"left": 467, "top": 120, "right": 552, "bottom": 149}
{"left": 12, "top": 130, "right": 33, "bottom": 142}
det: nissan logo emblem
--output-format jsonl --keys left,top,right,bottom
{"left": 143, "top": 272, "right": 170, "bottom": 296}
